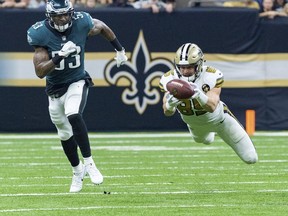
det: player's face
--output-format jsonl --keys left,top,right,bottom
{"left": 51, "top": 14, "right": 71, "bottom": 26}
{"left": 179, "top": 65, "right": 196, "bottom": 77}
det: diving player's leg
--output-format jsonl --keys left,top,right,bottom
{"left": 65, "top": 80, "right": 103, "bottom": 185}
{"left": 187, "top": 125, "right": 215, "bottom": 145}
{"left": 217, "top": 113, "right": 258, "bottom": 164}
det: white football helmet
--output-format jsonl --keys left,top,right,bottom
{"left": 46, "top": 0, "right": 74, "bottom": 32}
{"left": 174, "top": 43, "right": 204, "bottom": 82}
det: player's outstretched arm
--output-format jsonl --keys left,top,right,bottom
{"left": 191, "top": 84, "right": 220, "bottom": 113}
{"left": 88, "top": 18, "right": 127, "bottom": 67}
{"left": 88, "top": 19, "right": 116, "bottom": 40}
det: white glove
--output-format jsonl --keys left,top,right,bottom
{"left": 191, "top": 83, "right": 208, "bottom": 106}
{"left": 165, "top": 93, "right": 181, "bottom": 111}
{"left": 114, "top": 48, "right": 128, "bottom": 67}
{"left": 58, "top": 41, "right": 77, "bottom": 58}
{"left": 190, "top": 83, "right": 200, "bottom": 99}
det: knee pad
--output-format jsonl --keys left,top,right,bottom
{"left": 56, "top": 123, "right": 73, "bottom": 141}
{"left": 203, "top": 133, "right": 215, "bottom": 145}
{"left": 49, "top": 106, "right": 73, "bottom": 140}
{"left": 49, "top": 105, "right": 65, "bottom": 125}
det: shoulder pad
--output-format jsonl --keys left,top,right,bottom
{"left": 202, "top": 66, "right": 224, "bottom": 88}
{"left": 205, "top": 66, "right": 217, "bottom": 73}
{"left": 73, "top": 12, "right": 93, "bottom": 31}
{"left": 159, "top": 69, "right": 175, "bottom": 92}
{"left": 27, "top": 21, "right": 48, "bottom": 47}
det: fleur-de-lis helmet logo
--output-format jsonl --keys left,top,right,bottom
{"left": 104, "top": 30, "right": 173, "bottom": 114}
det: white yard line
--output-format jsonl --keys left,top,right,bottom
{"left": 0, "top": 172, "right": 286, "bottom": 181}
{"left": 1, "top": 189, "right": 288, "bottom": 198}
{"left": 3, "top": 181, "right": 288, "bottom": 188}
{"left": 0, "top": 204, "right": 268, "bottom": 213}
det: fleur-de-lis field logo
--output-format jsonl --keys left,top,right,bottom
{"left": 104, "top": 30, "right": 173, "bottom": 114}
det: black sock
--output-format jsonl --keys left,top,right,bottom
{"left": 68, "top": 114, "right": 91, "bottom": 158}
{"left": 61, "top": 136, "right": 79, "bottom": 167}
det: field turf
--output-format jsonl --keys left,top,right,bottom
{"left": 0, "top": 132, "right": 287, "bottom": 215}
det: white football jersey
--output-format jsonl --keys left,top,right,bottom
{"left": 159, "top": 65, "right": 225, "bottom": 127}
{"left": 160, "top": 65, "right": 258, "bottom": 164}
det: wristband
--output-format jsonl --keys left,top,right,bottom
{"left": 52, "top": 55, "right": 64, "bottom": 65}
{"left": 197, "top": 92, "right": 209, "bottom": 106}
{"left": 110, "top": 38, "right": 123, "bottom": 51}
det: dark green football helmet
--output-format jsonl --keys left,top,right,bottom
{"left": 45, "top": 0, "right": 74, "bottom": 32}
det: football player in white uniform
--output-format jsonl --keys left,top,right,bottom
{"left": 159, "top": 43, "right": 258, "bottom": 164}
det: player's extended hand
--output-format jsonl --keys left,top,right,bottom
{"left": 190, "top": 83, "right": 208, "bottom": 106}
{"left": 165, "top": 93, "right": 181, "bottom": 111}
{"left": 114, "top": 48, "right": 128, "bottom": 67}
{"left": 58, "top": 41, "right": 77, "bottom": 58}
{"left": 190, "top": 83, "right": 201, "bottom": 99}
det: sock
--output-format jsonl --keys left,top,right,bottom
{"left": 61, "top": 136, "right": 80, "bottom": 167}
{"left": 83, "top": 156, "right": 94, "bottom": 165}
{"left": 68, "top": 114, "right": 91, "bottom": 158}
{"left": 72, "top": 161, "right": 83, "bottom": 174}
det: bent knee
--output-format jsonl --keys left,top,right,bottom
{"left": 55, "top": 123, "right": 73, "bottom": 141}
{"left": 242, "top": 151, "right": 258, "bottom": 164}
{"left": 194, "top": 134, "right": 214, "bottom": 145}
{"left": 58, "top": 130, "right": 73, "bottom": 141}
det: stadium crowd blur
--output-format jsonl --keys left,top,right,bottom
{"left": 0, "top": 0, "right": 288, "bottom": 17}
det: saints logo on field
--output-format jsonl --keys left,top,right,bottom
{"left": 104, "top": 31, "right": 173, "bottom": 114}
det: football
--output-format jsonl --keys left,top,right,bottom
{"left": 166, "top": 79, "right": 195, "bottom": 99}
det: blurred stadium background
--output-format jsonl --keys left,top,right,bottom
{"left": 0, "top": 7, "right": 288, "bottom": 133}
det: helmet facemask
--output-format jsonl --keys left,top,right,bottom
{"left": 46, "top": 0, "right": 74, "bottom": 32}
{"left": 174, "top": 43, "right": 204, "bottom": 82}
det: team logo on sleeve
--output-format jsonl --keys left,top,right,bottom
{"left": 202, "top": 84, "right": 210, "bottom": 93}
{"left": 104, "top": 31, "right": 173, "bottom": 114}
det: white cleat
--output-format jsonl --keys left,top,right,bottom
{"left": 69, "top": 163, "right": 86, "bottom": 193}
{"left": 85, "top": 162, "right": 103, "bottom": 185}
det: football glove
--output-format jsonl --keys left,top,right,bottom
{"left": 58, "top": 41, "right": 77, "bottom": 58}
{"left": 165, "top": 93, "right": 181, "bottom": 111}
{"left": 114, "top": 48, "right": 128, "bottom": 67}
{"left": 191, "top": 83, "right": 208, "bottom": 106}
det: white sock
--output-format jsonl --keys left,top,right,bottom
{"left": 72, "top": 161, "right": 83, "bottom": 173}
{"left": 83, "top": 156, "right": 94, "bottom": 165}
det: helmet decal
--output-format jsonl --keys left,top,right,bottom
{"left": 174, "top": 43, "right": 205, "bottom": 82}
{"left": 179, "top": 43, "right": 191, "bottom": 62}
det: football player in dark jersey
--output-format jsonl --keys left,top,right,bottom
{"left": 27, "top": 0, "right": 128, "bottom": 192}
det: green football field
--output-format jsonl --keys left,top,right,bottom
{"left": 0, "top": 132, "right": 287, "bottom": 216}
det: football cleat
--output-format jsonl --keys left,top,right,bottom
{"left": 85, "top": 162, "right": 103, "bottom": 185}
{"left": 69, "top": 162, "right": 86, "bottom": 193}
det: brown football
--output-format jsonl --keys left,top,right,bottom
{"left": 166, "top": 79, "right": 195, "bottom": 99}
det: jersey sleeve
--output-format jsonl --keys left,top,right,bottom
{"left": 76, "top": 12, "right": 94, "bottom": 33}
{"left": 27, "top": 21, "right": 49, "bottom": 47}
{"left": 159, "top": 69, "right": 176, "bottom": 92}
{"left": 203, "top": 66, "right": 224, "bottom": 89}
